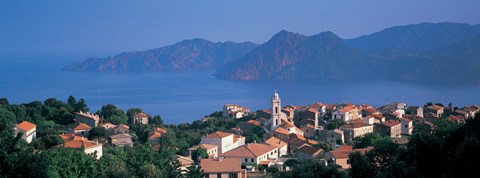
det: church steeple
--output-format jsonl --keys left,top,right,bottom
{"left": 271, "top": 90, "right": 282, "bottom": 131}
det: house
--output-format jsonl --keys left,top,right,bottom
{"left": 236, "top": 120, "right": 261, "bottom": 135}
{"left": 301, "top": 124, "right": 316, "bottom": 138}
{"left": 173, "top": 155, "right": 194, "bottom": 174}
{"left": 332, "top": 106, "right": 361, "bottom": 123}
{"left": 282, "top": 106, "right": 296, "bottom": 121}
{"left": 114, "top": 124, "right": 129, "bottom": 134}
{"left": 463, "top": 105, "right": 480, "bottom": 118}
{"left": 200, "top": 131, "right": 245, "bottom": 154}
{"left": 453, "top": 109, "right": 470, "bottom": 118}
{"left": 377, "top": 120, "right": 401, "bottom": 138}
{"left": 99, "top": 122, "right": 117, "bottom": 135}
{"left": 223, "top": 104, "right": 250, "bottom": 119}
{"left": 110, "top": 133, "right": 133, "bottom": 147}
{"left": 371, "top": 114, "right": 386, "bottom": 123}
{"left": 14, "top": 121, "right": 37, "bottom": 143}
{"left": 133, "top": 112, "right": 149, "bottom": 125}
{"left": 296, "top": 107, "right": 319, "bottom": 128}
{"left": 200, "top": 158, "right": 246, "bottom": 178}
{"left": 69, "top": 122, "right": 91, "bottom": 137}
{"left": 363, "top": 115, "right": 375, "bottom": 124}
{"left": 288, "top": 133, "right": 318, "bottom": 154}
{"left": 75, "top": 111, "right": 101, "bottom": 127}
{"left": 428, "top": 105, "right": 444, "bottom": 117}
{"left": 220, "top": 143, "right": 278, "bottom": 165}
{"left": 386, "top": 102, "right": 407, "bottom": 109}
{"left": 297, "top": 144, "right": 323, "bottom": 161}
{"left": 399, "top": 118, "right": 413, "bottom": 135}
{"left": 446, "top": 115, "right": 466, "bottom": 123}
{"left": 392, "top": 137, "right": 409, "bottom": 149}
{"left": 407, "top": 106, "right": 424, "bottom": 118}
{"left": 147, "top": 127, "right": 167, "bottom": 145}
{"left": 340, "top": 122, "right": 374, "bottom": 142}
{"left": 325, "top": 129, "right": 344, "bottom": 144}
{"left": 60, "top": 134, "right": 103, "bottom": 159}
{"left": 325, "top": 146, "right": 373, "bottom": 169}
{"left": 265, "top": 136, "right": 288, "bottom": 157}
{"left": 200, "top": 144, "right": 219, "bottom": 158}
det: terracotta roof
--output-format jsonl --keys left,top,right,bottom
{"left": 71, "top": 123, "right": 91, "bottom": 131}
{"left": 259, "top": 161, "right": 270, "bottom": 165}
{"left": 339, "top": 106, "right": 356, "bottom": 113}
{"left": 99, "top": 122, "right": 117, "bottom": 129}
{"left": 328, "top": 129, "right": 344, "bottom": 135}
{"left": 340, "top": 122, "right": 372, "bottom": 129}
{"left": 382, "top": 120, "right": 401, "bottom": 127}
{"left": 173, "top": 155, "right": 194, "bottom": 166}
{"left": 351, "top": 118, "right": 364, "bottom": 123}
{"left": 63, "top": 140, "right": 100, "bottom": 149}
{"left": 447, "top": 115, "right": 466, "bottom": 123}
{"left": 274, "top": 127, "right": 290, "bottom": 136}
{"left": 200, "top": 144, "right": 218, "bottom": 151}
{"left": 265, "top": 136, "right": 287, "bottom": 148}
{"left": 298, "top": 145, "right": 323, "bottom": 155}
{"left": 205, "top": 131, "right": 233, "bottom": 139}
{"left": 221, "top": 143, "right": 277, "bottom": 158}
{"left": 200, "top": 158, "right": 242, "bottom": 173}
{"left": 233, "top": 135, "right": 243, "bottom": 143}
{"left": 117, "top": 124, "right": 129, "bottom": 129}
{"left": 338, "top": 145, "right": 353, "bottom": 151}
{"left": 148, "top": 131, "right": 162, "bottom": 140}
{"left": 60, "top": 133, "right": 76, "bottom": 141}
{"left": 15, "top": 121, "right": 36, "bottom": 131}
{"left": 365, "top": 115, "right": 374, "bottom": 119}
{"left": 307, "top": 107, "right": 319, "bottom": 113}
{"left": 110, "top": 133, "right": 132, "bottom": 139}
{"left": 354, "top": 146, "right": 374, "bottom": 154}
{"left": 279, "top": 119, "right": 295, "bottom": 128}
{"left": 134, "top": 112, "right": 148, "bottom": 118}
{"left": 329, "top": 150, "right": 350, "bottom": 159}
{"left": 429, "top": 105, "right": 443, "bottom": 111}
{"left": 247, "top": 120, "right": 261, "bottom": 126}
{"left": 399, "top": 117, "right": 412, "bottom": 123}
{"left": 155, "top": 127, "right": 167, "bottom": 133}
{"left": 371, "top": 114, "right": 385, "bottom": 119}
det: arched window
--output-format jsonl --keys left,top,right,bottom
{"left": 275, "top": 107, "right": 278, "bottom": 114}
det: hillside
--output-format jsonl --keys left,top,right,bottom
{"left": 63, "top": 39, "right": 257, "bottom": 72}
{"left": 345, "top": 22, "right": 480, "bottom": 51}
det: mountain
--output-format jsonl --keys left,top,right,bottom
{"left": 346, "top": 22, "right": 480, "bottom": 52}
{"left": 63, "top": 39, "right": 257, "bottom": 72}
{"left": 215, "top": 30, "right": 373, "bottom": 80}
{"left": 216, "top": 29, "right": 480, "bottom": 84}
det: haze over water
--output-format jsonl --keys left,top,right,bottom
{"left": 1, "top": 55, "right": 479, "bottom": 124}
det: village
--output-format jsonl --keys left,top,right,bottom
{"left": 10, "top": 91, "right": 480, "bottom": 177}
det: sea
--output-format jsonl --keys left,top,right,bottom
{"left": 1, "top": 55, "right": 480, "bottom": 124}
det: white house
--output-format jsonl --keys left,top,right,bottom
{"left": 61, "top": 134, "right": 103, "bottom": 159}
{"left": 200, "top": 131, "right": 245, "bottom": 154}
{"left": 14, "top": 121, "right": 37, "bottom": 143}
{"left": 69, "top": 122, "right": 91, "bottom": 137}
{"left": 223, "top": 104, "right": 250, "bottom": 119}
{"left": 332, "top": 106, "right": 361, "bottom": 123}
{"left": 265, "top": 136, "right": 288, "bottom": 157}
{"left": 220, "top": 143, "right": 278, "bottom": 165}
{"left": 133, "top": 112, "right": 149, "bottom": 125}
{"left": 399, "top": 118, "right": 413, "bottom": 135}
{"left": 75, "top": 111, "right": 101, "bottom": 127}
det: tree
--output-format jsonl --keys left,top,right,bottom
{"left": 88, "top": 126, "right": 107, "bottom": 140}
{"left": 326, "top": 119, "right": 346, "bottom": 130}
{"left": 353, "top": 132, "right": 383, "bottom": 148}
{"left": 99, "top": 104, "right": 128, "bottom": 124}
{"left": 75, "top": 98, "right": 89, "bottom": 112}
{"left": 192, "top": 147, "right": 208, "bottom": 164}
{"left": 348, "top": 151, "right": 376, "bottom": 178}
{"left": 137, "top": 164, "right": 163, "bottom": 178}
{"left": 0, "top": 98, "right": 9, "bottom": 105}
{"left": 67, "top": 96, "right": 76, "bottom": 108}
{"left": 186, "top": 165, "right": 204, "bottom": 178}
{"left": 151, "top": 115, "right": 164, "bottom": 125}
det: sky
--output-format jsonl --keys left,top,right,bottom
{"left": 1, "top": 0, "right": 480, "bottom": 58}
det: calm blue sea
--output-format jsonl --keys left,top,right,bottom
{"left": 1, "top": 55, "right": 479, "bottom": 124}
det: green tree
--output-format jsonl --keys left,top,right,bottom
{"left": 137, "top": 164, "right": 163, "bottom": 178}
{"left": 0, "top": 98, "right": 9, "bottom": 105}
{"left": 186, "top": 165, "right": 204, "bottom": 178}
{"left": 348, "top": 151, "right": 376, "bottom": 178}
{"left": 88, "top": 126, "right": 108, "bottom": 140}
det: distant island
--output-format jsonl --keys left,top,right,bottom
{"left": 65, "top": 22, "right": 480, "bottom": 84}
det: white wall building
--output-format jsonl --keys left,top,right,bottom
{"left": 200, "top": 131, "right": 245, "bottom": 154}
{"left": 14, "top": 121, "right": 37, "bottom": 143}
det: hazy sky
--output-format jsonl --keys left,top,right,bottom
{"left": 1, "top": 0, "right": 479, "bottom": 58}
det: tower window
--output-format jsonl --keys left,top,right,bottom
{"left": 275, "top": 107, "right": 278, "bottom": 114}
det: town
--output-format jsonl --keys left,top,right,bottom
{"left": 1, "top": 91, "right": 479, "bottom": 177}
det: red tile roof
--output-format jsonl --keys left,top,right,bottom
{"left": 339, "top": 106, "right": 356, "bottom": 113}
{"left": 340, "top": 122, "right": 372, "bottom": 129}
{"left": 200, "top": 158, "right": 242, "bottom": 173}
{"left": 205, "top": 131, "right": 233, "bottom": 138}
{"left": 15, "top": 121, "right": 36, "bottom": 131}
{"left": 274, "top": 127, "right": 290, "bottom": 136}
{"left": 200, "top": 144, "right": 218, "bottom": 151}
{"left": 63, "top": 140, "right": 100, "bottom": 149}
{"left": 247, "top": 120, "right": 261, "bottom": 126}
{"left": 221, "top": 143, "right": 277, "bottom": 158}
{"left": 134, "top": 112, "right": 148, "bottom": 118}
{"left": 399, "top": 117, "right": 412, "bottom": 123}
{"left": 382, "top": 120, "right": 401, "bottom": 127}
{"left": 298, "top": 145, "right": 323, "bottom": 155}
{"left": 148, "top": 131, "right": 162, "bottom": 140}
{"left": 155, "top": 127, "right": 167, "bottom": 133}
{"left": 429, "top": 105, "right": 444, "bottom": 111}
{"left": 265, "top": 136, "right": 287, "bottom": 148}
{"left": 71, "top": 123, "right": 91, "bottom": 131}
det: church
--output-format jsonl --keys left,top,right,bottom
{"left": 265, "top": 90, "right": 304, "bottom": 136}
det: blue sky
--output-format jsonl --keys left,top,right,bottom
{"left": 1, "top": 0, "right": 479, "bottom": 58}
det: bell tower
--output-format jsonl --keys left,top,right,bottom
{"left": 271, "top": 90, "right": 282, "bottom": 131}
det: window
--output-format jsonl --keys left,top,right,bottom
{"left": 405, "top": 125, "right": 408, "bottom": 128}
{"left": 331, "top": 135, "right": 334, "bottom": 138}
{"left": 275, "top": 107, "right": 278, "bottom": 114}
{"left": 245, "top": 158, "right": 248, "bottom": 162}
{"left": 217, "top": 173, "right": 221, "bottom": 178}
{"left": 229, "top": 173, "right": 238, "bottom": 178}
{"left": 251, "top": 158, "right": 254, "bottom": 162}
